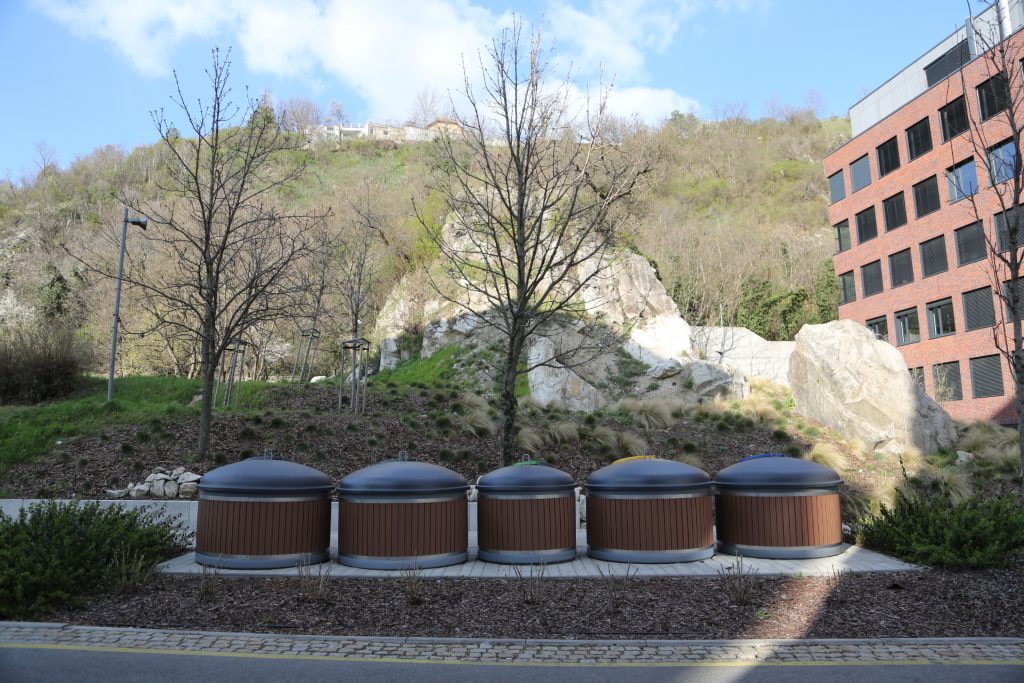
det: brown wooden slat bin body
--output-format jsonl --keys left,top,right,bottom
{"left": 195, "top": 458, "right": 333, "bottom": 569}
{"left": 477, "top": 463, "right": 577, "bottom": 564}
{"left": 336, "top": 461, "right": 469, "bottom": 570}
{"left": 714, "top": 455, "right": 843, "bottom": 559}
{"left": 585, "top": 457, "right": 714, "bottom": 563}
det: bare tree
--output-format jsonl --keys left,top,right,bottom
{"left": 407, "top": 86, "right": 445, "bottom": 127}
{"left": 956, "top": 6, "right": 1024, "bottom": 475}
{"left": 337, "top": 177, "right": 390, "bottom": 339}
{"left": 122, "top": 49, "right": 326, "bottom": 459}
{"left": 278, "top": 97, "right": 324, "bottom": 134}
{"left": 423, "top": 22, "right": 649, "bottom": 464}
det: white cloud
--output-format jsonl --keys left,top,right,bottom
{"left": 30, "top": 0, "right": 735, "bottom": 123}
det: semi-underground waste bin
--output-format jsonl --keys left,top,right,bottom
{"left": 336, "top": 460, "right": 469, "bottom": 569}
{"left": 714, "top": 454, "right": 843, "bottom": 559}
{"left": 476, "top": 461, "right": 577, "bottom": 564}
{"left": 586, "top": 456, "right": 714, "bottom": 563}
{"left": 195, "top": 457, "right": 333, "bottom": 569}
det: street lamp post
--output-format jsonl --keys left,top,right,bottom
{"left": 107, "top": 207, "right": 148, "bottom": 402}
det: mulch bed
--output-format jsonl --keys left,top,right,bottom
{"left": 55, "top": 564, "right": 1024, "bottom": 640}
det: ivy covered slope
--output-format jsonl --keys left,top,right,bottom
{"left": 0, "top": 109, "right": 849, "bottom": 380}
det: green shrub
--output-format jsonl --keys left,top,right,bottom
{"left": 857, "top": 491, "right": 1024, "bottom": 568}
{"left": 0, "top": 325, "right": 83, "bottom": 404}
{"left": 0, "top": 500, "right": 191, "bottom": 618}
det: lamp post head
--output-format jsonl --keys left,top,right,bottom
{"left": 128, "top": 216, "right": 148, "bottom": 230}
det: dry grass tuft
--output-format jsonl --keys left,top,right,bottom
{"left": 958, "top": 421, "right": 1017, "bottom": 454}
{"left": 674, "top": 453, "right": 706, "bottom": 471}
{"left": 846, "top": 439, "right": 868, "bottom": 458}
{"left": 457, "top": 409, "right": 495, "bottom": 437}
{"left": 934, "top": 469, "right": 973, "bottom": 503}
{"left": 543, "top": 421, "right": 579, "bottom": 445}
{"left": 614, "top": 431, "right": 649, "bottom": 457}
{"left": 462, "top": 394, "right": 490, "bottom": 414}
{"left": 613, "top": 398, "right": 673, "bottom": 430}
{"left": 898, "top": 446, "right": 925, "bottom": 476}
{"left": 737, "top": 394, "right": 780, "bottom": 424}
{"left": 839, "top": 485, "right": 873, "bottom": 521}
{"left": 589, "top": 425, "right": 619, "bottom": 450}
{"left": 516, "top": 427, "right": 545, "bottom": 454}
{"left": 976, "top": 442, "right": 1020, "bottom": 474}
{"left": 805, "top": 441, "right": 849, "bottom": 472}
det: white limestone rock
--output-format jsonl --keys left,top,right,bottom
{"left": 171, "top": 467, "right": 186, "bottom": 479}
{"left": 379, "top": 337, "right": 401, "bottom": 370}
{"left": 648, "top": 358, "right": 684, "bottom": 380}
{"left": 163, "top": 480, "right": 179, "bottom": 499}
{"left": 151, "top": 479, "right": 166, "bottom": 498}
{"left": 956, "top": 450, "right": 974, "bottom": 465}
{"left": 682, "top": 360, "right": 750, "bottom": 400}
{"left": 129, "top": 484, "right": 151, "bottom": 499}
{"left": 105, "top": 488, "right": 129, "bottom": 499}
{"left": 177, "top": 472, "right": 202, "bottom": 484}
{"left": 527, "top": 336, "right": 606, "bottom": 412}
{"left": 691, "top": 325, "right": 795, "bottom": 387}
{"left": 178, "top": 482, "right": 199, "bottom": 498}
{"left": 788, "top": 320, "right": 957, "bottom": 455}
{"left": 309, "top": 375, "right": 328, "bottom": 384}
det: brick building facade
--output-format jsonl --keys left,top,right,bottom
{"left": 824, "top": 1, "right": 1024, "bottom": 424}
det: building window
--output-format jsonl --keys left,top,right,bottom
{"left": 977, "top": 75, "right": 1009, "bottom": 121}
{"left": 882, "top": 192, "right": 908, "bottom": 231}
{"left": 895, "top": 307, "right": 920, "bottom": 345}
{"left": 1003, "top": 278, "right": 1024, "bottom": 321}
{"left": 939, "top": 96, "right": 969, "bottom": 142}
{"left": 866, "top": 315, "right": 888, "bottom": 342}
{"left": 919, "top": 235, "right": 948, "bottom": 278}
{"left": 927, "top": 298, "right": 956, "bottom": 338}
{"left": 839, "top": 271, "right": 856, "bottom": 305}
{"left": 963, "top": 286, "right": 996, "bottom": 331}
{"left": 855, "top": 206, "right": 878, "bottom": 243}
{"left": 889, "top": 248, "right": 914, "bottom": 288}
{"left": 970, "top": 355, "right": 1004, "bottom": 398}
{"left": 955, "top": 221, "right": 986, "bottom": 265}
{"left": 925, "top": 40, "right": 969, "bottom": 86}
{"left": 946, "top": 158, "right": 978, "bottom": 202}
{"left": 932, "top": 361, "right": 963, "bottom": 402}
{"left": 913, "top": 176, "right": 940, "bottom": 217}
{"left": 987, "top": 139, "right": 1016, "bottom": 185}
{"left": 906, "top": 117, "right": 933, "bottom": 160}
{"left": 909, "top": 366, "right": 925, "bottom": 389}
{"left": 862, "top": 260, "right": 883, "bottom": 297}
{"left": 995, "top": 208, "right": 1022, "bottom": 252}
{"left": 828, "top": 170, "right": 845, "bottom": 204}
{"left": 877, "top": 137, "right": 900, "bottom": 176}
{"left": 850, "top": 155, "right": 871, "bottom": 192}
{"left": 834, "top": 220, "right": 851, "bottom": 253}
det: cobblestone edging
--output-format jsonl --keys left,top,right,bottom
{"left": 2, "top": 623, "right": 1022, "bottom": 665}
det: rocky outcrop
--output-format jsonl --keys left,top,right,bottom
{"left": 681, "top": 360, "right": 750, "bottom": 400}
{"left": 527, "top": 336, "right": 607, "bottom": 411}
{"left": 691, "top": 326, "right": 795, "bottom": 387}
{"left": 379, "top": 337, "right": 400, "bottom": 370}
{"left": 788, "top": 320, "right": 956, "bottom": 455}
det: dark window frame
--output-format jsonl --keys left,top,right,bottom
{"left": 856, "top": 206, "right": 878, "bottom": 244}
{"left": 970, "top": 354, "right": 1004, "bottom": 398}
{"left": 955, "top": 221, "right": 986, "bottom": 265}
{"left": 926, "top": 297, "right": 956, "bottom": 338}
{"left": 913, "top": 175, "right": 941, "bottom": 218}
{"left": 876, "top": 137, "right": 901, "bottom": 177}
{"left": 939, "top": 96, "right": 969, "bottom": 142}
{"left": 906, "top": 117, "right": 933, "bottom": 160}
{"left": 861, "top": 260, "right": 883, "bottom": 297}
{"left": 895, "top": 307, "right": 921, "bottom": 346}
{"left": 919, "top": 234, "right": 949, "bottom": 278}
{"left": 987, "top": 138, "right": 1016, "bottom": 185}
{"left": 889, "top": 248, "right": 915, "bottom": 288}
{"left": 866, "top": 315, "right": 889, "bottom": 342}
{"left": 963, "top": 286, "right": 996, "bottom": 332}
{"left": 834, "top": 219, "right": 851, "bottom": 253}
{"left": 977, "top": 74, "right": 1010, "bottom": 121}
{"left": 850, "top": 154, "right": 872, "bottom": 193}
{"left": 946, "top": 157, "right": 978, "bottom": 202}
{"left": 839, "top": 271, "right": 856, "bottom": 305}
{"left": 882, "top": 192, "right": 908, "bottom": 231}
{"left": 932, "top": 361, "right": 963, "bottom": 402}
{"left": 828, "top": 170, "right": 846, "bottom": 204}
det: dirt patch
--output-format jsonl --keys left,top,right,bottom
{"left": 56, "top": 563, "right": 1024, "bottom": 639}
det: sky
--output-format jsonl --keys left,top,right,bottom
{"left": 0, "top": 1, "right": 984, "bottom": 181}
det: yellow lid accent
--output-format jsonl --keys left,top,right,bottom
{"left": 612, "top": 455, "right": 656, "bottom": 464}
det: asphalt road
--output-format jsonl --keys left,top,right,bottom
{"left": 2, "top": 646, "right": 1022, "bottom": 683}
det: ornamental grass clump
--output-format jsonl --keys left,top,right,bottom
{"left": 0, "top": 500, "right": 191, "bottom": 618}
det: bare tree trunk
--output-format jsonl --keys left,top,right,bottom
{"left": 197, "top": 298, "right": 216, "bottom": 459}
{"left": 499, "top": 331, "right": 526, "bottom": 465}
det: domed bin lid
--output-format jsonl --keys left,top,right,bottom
{"left": 477, "top": 462, "right": 576, "bottom": 494}
{"left": 199, "top": 457, "right": 333, "bottom": 495}
{"left": 714, "top": 455, "right": 841, "bottom": 492}
{"left": 586, "top": 457, "right": 711, "bottom": 495}
{"left": 337, "top": 460, "right": 468, "bottom": 497}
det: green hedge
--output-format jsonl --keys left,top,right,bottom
{"left": 857, "top": 490, "right": 1024, "bottom": 569}
{"left": 0, "top": 501, "right": 192, "bottom": 618}
{"left": 0, "top": 324, "right": 83, "bottom": 404}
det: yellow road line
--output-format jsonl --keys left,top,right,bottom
{"left": 1, "top": 642, "right": 1021, "bottom": 668}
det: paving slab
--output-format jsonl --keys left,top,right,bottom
{"left": 157, "top": 529, "right": 919, "bottom": 579}
{"left": 1, "top": 623, "right": 1021, "bottom": 665}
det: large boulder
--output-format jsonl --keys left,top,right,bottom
{"left": 681, "top": 360, "right": 750, "bottom": 400}
{"left": 691, "top": 326, "right": 795, "bottom": 387}
{"left": 379, "top": 337, "right": 401, "bottom": 370}
{"left": 788, "top": 320, "right": 956, "bottom": 454}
